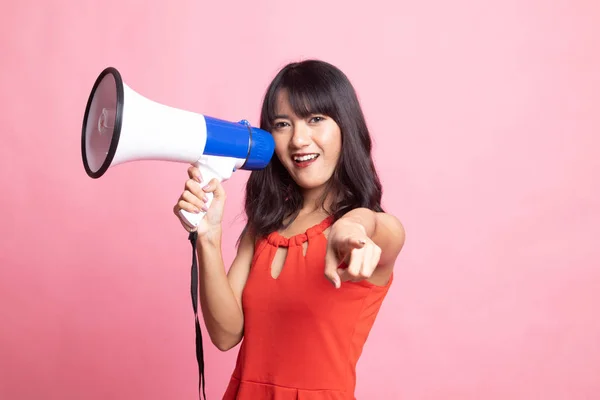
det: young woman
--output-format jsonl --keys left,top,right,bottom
{"left": 173, "top": 59, "right": 406, "bottom": 399}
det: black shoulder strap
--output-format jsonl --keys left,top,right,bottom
{"left": 188, "top": 230, "right": 207, "bottom": 399}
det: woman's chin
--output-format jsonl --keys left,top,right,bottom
{"left": 294, "top": 179, "right": 330, "bottom": 193}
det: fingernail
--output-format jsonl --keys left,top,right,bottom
{"left": 203, "top": 196, "right": 209, "bottom": 202}
{"left": 201, "top": 205, "right": 208, "bottom": 212}
{"left": 358, "top": 240, "right": 366, "bottom": 245}
{"left": 202, "top": 185, "right": 210, "bottom": 190}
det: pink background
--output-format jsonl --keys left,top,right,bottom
{"left": 1, "top": 0, "right": 599, "bottom": 399}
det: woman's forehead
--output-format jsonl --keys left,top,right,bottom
{"left": 272, "top": 87, "right": 324, "bottom": 119}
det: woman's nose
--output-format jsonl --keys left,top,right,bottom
{"left": 291, "top": 124, "right": 311, "bottom": 147}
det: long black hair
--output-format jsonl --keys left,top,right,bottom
{"left": 241, "top": 59, "right": 384, "bottom": 240}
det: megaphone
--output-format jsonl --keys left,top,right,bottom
{"left": 81, "top": 66, "right": 275, "bottom": 229}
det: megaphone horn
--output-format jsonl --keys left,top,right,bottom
{"left": 81, "top": 66, "right": 275, "bottom": 229}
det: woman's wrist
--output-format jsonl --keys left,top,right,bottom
{"left": 197, "top": 226, "right": 223, "bottom": 248}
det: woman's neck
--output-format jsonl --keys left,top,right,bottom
{"left": 299, "top": 185, "right": 334, "bottom": 216}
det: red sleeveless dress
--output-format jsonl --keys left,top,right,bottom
{"left": 222, "top": 216, "right": 393, "bottom": 400}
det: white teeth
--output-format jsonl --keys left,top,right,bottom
{"left": 294, "top": 154, "right": 318, "bottom": 162}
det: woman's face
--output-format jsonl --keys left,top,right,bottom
{"left": 271, "top": 89, "right": 342, "bottom": 193}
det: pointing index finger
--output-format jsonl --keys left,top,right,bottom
{"left": 324, "top": 247, "right": 342, "bottom": 289}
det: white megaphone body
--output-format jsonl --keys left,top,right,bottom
{"left": 81, "top": 66, "right": 275, "bottom": 229}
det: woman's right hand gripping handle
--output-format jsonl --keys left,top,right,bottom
{"left": 173, "top": 165, "right": 253, "bottom": 351}
{"left": 174, "top": 165, "right": 226, "bottom": 238}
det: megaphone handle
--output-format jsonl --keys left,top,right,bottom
{"left": 178, "top": 163, "right": 221, "bottom": 230}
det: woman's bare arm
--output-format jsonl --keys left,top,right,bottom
{"left": 196, "top": 229, "right": 254, "bottom": 351}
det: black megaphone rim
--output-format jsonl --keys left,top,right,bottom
{"left": 81, "top": 66, "right": 124, "bottom": 179}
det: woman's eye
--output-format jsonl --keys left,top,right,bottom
{"left": 273, "top": 121, "right": 288, "bottom": 129}
{"left": 310, "top": 116, "right": 325, "bottom": 123}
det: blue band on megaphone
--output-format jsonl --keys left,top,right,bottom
{"left": 203, "top": 116, "right": 274, "bottom": 170}
{"left": 204, "top": 116, "right": 253, "bottom": 159}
